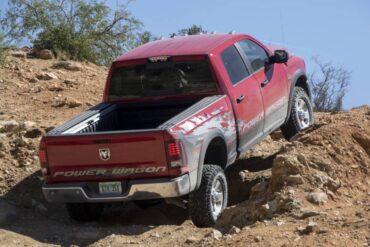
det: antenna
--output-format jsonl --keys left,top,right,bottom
{"left": 280, "top": 9, "right": 286, "bottom": 45}
{"left": 228, "top": 31, "right": 236, "bottom": 34}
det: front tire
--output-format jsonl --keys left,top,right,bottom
{"left": 66, "top": 203, "right": 104, "bottom": 222}
{"left": 281, "top": 87, "right": 314, "bottom": 140}
{"left": 189, "top": 164, "right": 228, "bottom": 227}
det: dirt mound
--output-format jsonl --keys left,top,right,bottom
{"left": 219, "top": 107, "right": 370, "bottom": 229}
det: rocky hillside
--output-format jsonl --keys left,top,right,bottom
{"left": 0, "top": 52, "right": 369, "bottom": 247}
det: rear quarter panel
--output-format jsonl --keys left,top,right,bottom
{"left": 167, "top": 95, "right": 237, "bottom": 190}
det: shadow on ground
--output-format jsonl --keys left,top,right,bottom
{"left": 1, "top": 152, "right": 276, "bottom": 246}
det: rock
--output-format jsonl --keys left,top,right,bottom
{"left": 51, "top": 98, "right": 66, "bottom": 107}
{"left": 9, "top": 50, "right": 26, "bottom": 58}
{"left": 270, "top": 154, "right": 304, "bottom": 190}
{"left": 36, "top": 72, "right": 58, "bottom": 80}
{"left": 185, "top": 236, "right": 198, "bottom": 244}
{"left": 291, "top": 210, "right": 321, "bottom": 219}
{"left": 0, "top": 120, "right": 19, "bottom": 132}
{"left": 261, "top": 200, "right": 278, "bottom": 215}
{"left": 285, "top": 174, "right": 304, "bottom": 185}
{"left": 24, "top": 128, "right": 43, "bottom": 138}
{"left": 297, "top": 221, "right": 318, "bottom": 235}
{"left": 67, "top": 99, "right": 82, "bottom": 108}
{"left": 0, "top": 200, "right": 18, "bottom": 225}
{"left": 63, "top": 78, "right": 78, "bottom": 86}
{"left": 37, "top": 49, "right": 54, "bottom": 59}
{"left": 228, "top": 226, "right": 241, "bottom": 235}
{"left": 251, "top": 180, "right": 268, "bottom": 193}
{"left": 52, "top": 61, "right": 83, "bottom": 71}
{"left": 306, "top": 191, "right": 328, "bottom": 205}
{"left": 23, "top": 121, "right": 36, "bottom": 129}
{"left": 254, "top": 236, "right": 262, "bottom": 242}
{"left": 205, "top": 229, "right": 223, "bottom": 240}
{"left": 47, "top": 83, "right": 64, "bottom": 92}
{"left": 29, "top": 77, "right": 39, "bottom": 83}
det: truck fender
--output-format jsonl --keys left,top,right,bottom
{"left": 284, "top": 69, "right": 312, "bottom": 124}
{"left": 194, "top": 129, "right": 227, "bottom": 190}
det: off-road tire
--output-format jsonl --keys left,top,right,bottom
{"left": 66, "top": 203, "right": 104, "bottom": 222}
{"left": 281, "top": 87, "right": 314, "bottom": 140}
{"left": 189, "top": 164, "right": 228, "bottom": 227}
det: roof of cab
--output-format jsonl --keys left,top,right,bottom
{"left": 115, "top": 34, "right": 244, "bottom": 62}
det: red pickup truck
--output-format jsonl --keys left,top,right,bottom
{"left": 39, "top": 34, "right": 313, "bottom": 227}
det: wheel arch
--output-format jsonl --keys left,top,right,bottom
{"left": 195, "top": 131, "right": 228, "bottom": 189}
{"left": 285, "top": 70, "right": 312, "bottom": 124}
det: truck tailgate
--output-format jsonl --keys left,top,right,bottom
{"left": 44, "top": 130, "right": 169, "bottom": 182}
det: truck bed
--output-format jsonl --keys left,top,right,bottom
{"left": 48, "top": 98, "right": 202, "bottom": 135}
{"left": 43, "top": 95, "right": 225, "bottom": 183}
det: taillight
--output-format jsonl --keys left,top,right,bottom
{"left": 168, "top": 143, "right": 180, "bottom": 158}
{"left": 38, "top": 150, "right": 47, "bottom": 163}
{"left": 164, "top": 131, "right": 187, "bottom": 176}
{"left": 167, "top": 142, "right": 182, "bottom": 167}
{"left": 38, "top": 137, "right": 49, "bottom": 176}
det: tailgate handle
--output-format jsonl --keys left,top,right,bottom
{"left": 94, "top": 139, "right": 112, "bottom": 144}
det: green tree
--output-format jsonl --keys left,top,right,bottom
{"left": 135, "top": 31, "right": 158, "bottom": 46}
{"left": 0, "top": 0, "right": 142, "bottom": 65}
{"left": 176, "top": 24, "right": 207, "bottom": 36}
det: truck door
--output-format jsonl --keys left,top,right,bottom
{"left": 219, "top": 45, "right": 265, "bottom": 152}
{"left": 236, "top": 39, "right": 289, "bottom": 134}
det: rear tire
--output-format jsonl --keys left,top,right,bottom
{"left": 66, "top": 203, "right": 104, "bottom": 222}
{"left": 281, "top": 87, "right": 314, "bottom": 140}
{"left": 189, "top": 164, "right": 228, "bottom": 227}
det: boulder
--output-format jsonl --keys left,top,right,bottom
{"left": 37, "top": 49, "right": 54, "bottom": 59}
{"left": 306, "top": 191, "right": 328, "bottom": 205}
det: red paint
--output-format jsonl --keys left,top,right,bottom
{"left": 41, "top": 33, "right": 307, "bottom": 184}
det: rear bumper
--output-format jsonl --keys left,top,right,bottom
{"left": 42, "top": 174, "right": 191, "bottom": 203}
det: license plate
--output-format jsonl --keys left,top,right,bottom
{"left": 98, "top": 181, "right": 122, "bottom": 195}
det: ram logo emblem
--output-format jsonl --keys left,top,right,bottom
{"left": 99, "top": 148, "right": 110, "bottom": 161}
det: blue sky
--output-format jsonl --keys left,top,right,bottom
{"left": 1, "top": 0, "right": 369, "bottom": 109}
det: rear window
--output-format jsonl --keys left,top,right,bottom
{"left": 108, "top": 59, "right": 217, "bottom": 100}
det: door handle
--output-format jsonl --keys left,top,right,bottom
{"left": 261, "top": 79, "right": 270, "bottom": 87}
{"left": 236, "top": 95, "right": 245, "bottom": 103}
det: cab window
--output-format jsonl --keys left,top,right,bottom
{"left": 238, "top": 39, "right": 269, "bottom": 72}
{"left": 220, "top": 45, "right": 249, "bottom": 85}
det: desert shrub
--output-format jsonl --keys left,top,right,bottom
{"left": 1, "top": 0, "right": 142, "bottom": 65}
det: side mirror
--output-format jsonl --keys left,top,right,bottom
{"left": 270, "top": 50, "right": 289, "bottom": 64}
